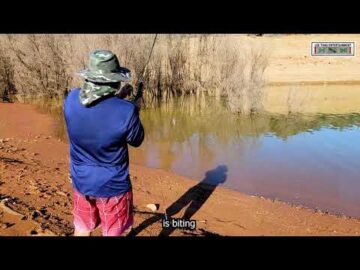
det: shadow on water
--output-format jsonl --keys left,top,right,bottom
{"left": 128, "top": 165, "right": 228, "bottom": 237}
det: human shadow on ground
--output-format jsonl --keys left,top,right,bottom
{"left": 128, "top": 165, "right": 228, "bottom": 237}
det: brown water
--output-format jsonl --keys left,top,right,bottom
{"left": 129, "top": 97, "right": 360, "bottom": 218}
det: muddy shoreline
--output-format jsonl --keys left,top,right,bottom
{"left": 1, "top": 103, "right": 360, "bottom": 236}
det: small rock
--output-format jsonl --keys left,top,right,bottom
{"left": 30, "top": 230, "right": 38, "bottom": 235}
{"left": 32, "top": 211, "right": 40, "bottom": 219}
{"left": 56, "top": 191, "right": 67, "bottom": 197}
{"left": 41, "top": 224, "right": 49, "bottom": 230}
{"left": 146, "top": 203, "right": 160, "bottom": 212}
{"left": 1, "top": 222, "right": 15, "bottom": 229}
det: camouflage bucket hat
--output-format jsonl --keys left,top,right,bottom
{"left": 77, "top": 50, "right": 131, "bottom": 83}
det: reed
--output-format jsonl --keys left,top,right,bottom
{"left": 0, "top": 34, "right": 269, "bottom": 114}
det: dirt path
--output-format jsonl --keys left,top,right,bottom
{"left": 1, "top": 102, "right": 360, "bottom": 236}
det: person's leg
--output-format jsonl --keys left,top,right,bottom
{"left": 96, "top": 189, "right": 134, "bottom": 237}
{"left": 72, "top": 189, "right": 100, "bottom": 236}
{"left": 74, "top": 230, "right": 91, "bottom": 236}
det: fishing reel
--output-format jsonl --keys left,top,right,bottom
{"left": 118, "top": 81, "right": 145, "bottom": 109}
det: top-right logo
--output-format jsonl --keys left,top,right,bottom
{"left": 311, "top": 42, "right": 355, "bottom": 56}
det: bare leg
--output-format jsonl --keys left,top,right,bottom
{"left": 122, "top": 226, "right": 133, "bottom": 236}
{"left": 74, "top": 230, "right": 91, "bottom": 237}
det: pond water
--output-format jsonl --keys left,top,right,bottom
{"left": 130, "top": 97, "right": 360, "bottom": 218}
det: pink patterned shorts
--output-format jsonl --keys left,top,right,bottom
{"left": 72, "top": 188, "right": 133, "bottom": 236}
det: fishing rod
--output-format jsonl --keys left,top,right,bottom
{"left": 130, "top": 34, "right": 158, "bottom": 107}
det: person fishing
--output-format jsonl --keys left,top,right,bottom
{"left": 64, "top": 49, "right": 145, "bottom": 236}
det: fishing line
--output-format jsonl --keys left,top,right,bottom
{"left": 139, "top": 33, "right": 158, "bottom": 83}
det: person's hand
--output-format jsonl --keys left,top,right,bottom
{"left": 119, "top": 83, "right": 134, "bottom": 99}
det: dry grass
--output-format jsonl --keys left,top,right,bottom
{"left": 0, "top": 34, "right": 269, "bottom": 114}
{"left": 214, "top": 39, "right": 269, "bottom": 114}
{"left": 286, "top": 85, "right": 312, "bottom": 114}
{"left": 0, "top": 45, "right": 16, "bottom": 101}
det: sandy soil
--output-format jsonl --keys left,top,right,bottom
{"left": 260, "top": 34, "right": 360, "bottom": 84}
{"left": 264, "top": 83, "right": 360, "bottom": 114}
{"left": 245, "top": 34, "right": 360, "bottom": 114}
{"left": 1, "top": 103, "right": 360, "bottom": 236}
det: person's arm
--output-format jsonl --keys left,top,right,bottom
{"left": 126, "top": 106, "right": 145, "bottom": 147}
{"left": 129, "top": 82, "right": 144, "bottom": 111}
{"left": 118, "top": 83, "right": 133, "bottom": 99}
{"left": 118, "top": 83, "right": 143, "bottom": 111}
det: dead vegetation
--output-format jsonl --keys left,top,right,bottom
{"left": 0, "top": 34, "right": 269, "bottom": 114}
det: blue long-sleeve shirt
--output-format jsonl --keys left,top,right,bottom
{"left": 64, "top": 88, "right": 144, "bottom": 197}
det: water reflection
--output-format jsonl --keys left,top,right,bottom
{"left": 130, "top": 97, "right": 360, "bottom": 218}
{"left": 50, "top": 94, "right": 360, "bottom": 218}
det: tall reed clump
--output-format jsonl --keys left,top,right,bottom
{"left": 0, "top": 34, "right": 269, "bottom": 114}
{"left": 5, "top": 34, "right": 73, "bottom": 101}
{"left": 0, "top": 45, "right": 16, "bottom": 102}
{"left": 212, "top": 37, "right": 269, "bottom": 114}
{"left": 286, "top": 85, "right": 312, "bottom": 114}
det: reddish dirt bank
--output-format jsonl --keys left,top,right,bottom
{"left": 1, "top": 102, "right": 360, "bottom": 236}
